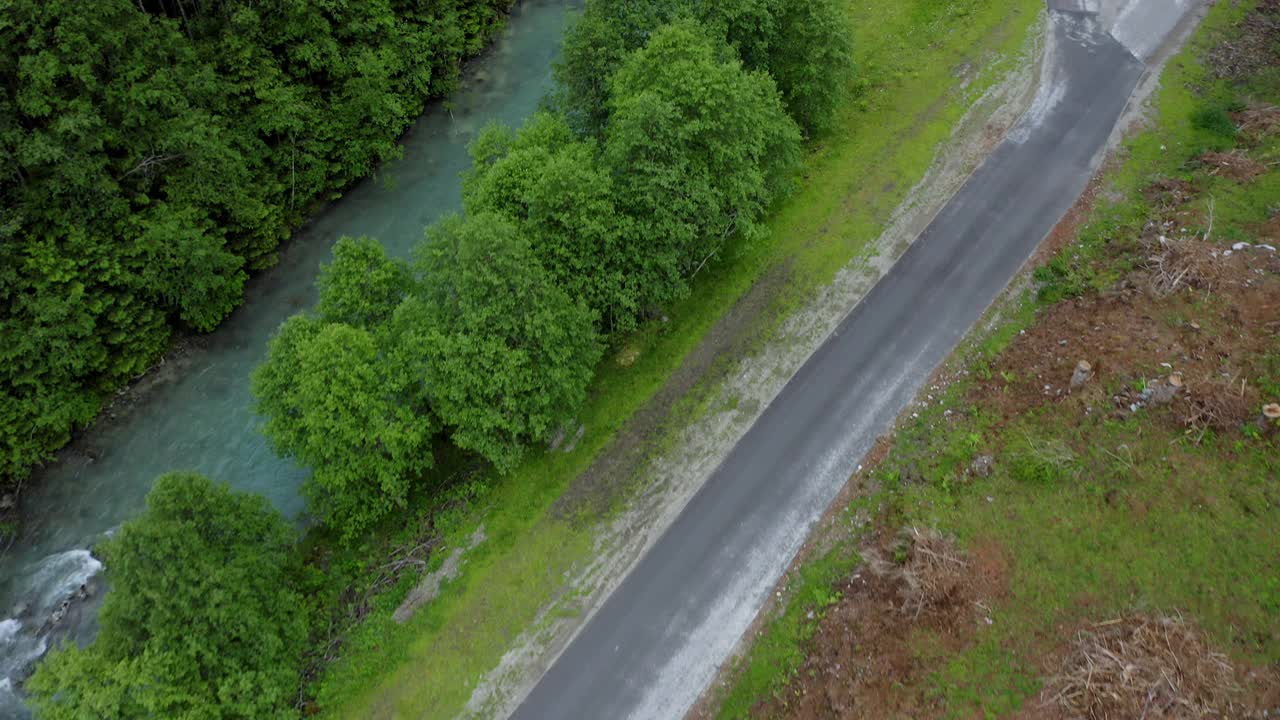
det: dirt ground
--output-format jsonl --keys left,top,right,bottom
{"left": 748, "top": 530, "right": 1009, "bottom": 720}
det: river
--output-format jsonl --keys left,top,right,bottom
{"left": 0, "top": 1, "right": 575, "bottom": 715}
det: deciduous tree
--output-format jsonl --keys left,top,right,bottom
{"left": 252, "top": 317, "right": 435, "bottom": 538}
{"left": 603, "top": 19, "right": 802, "bottom": 306}
{"left": 464, "top": 113, "right": 638, "bottom": 331}
{"left": 27, "top": 472, "right": 307, "bottom": 720}
{"left": 394, "top": 213, "right": 601, "bottom": 471}
{"left": 316, "top": 236, "right": 413, "bottom": 329}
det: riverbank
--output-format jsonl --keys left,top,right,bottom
{"left": 310, "top": 0, "right": 1045, "bottom": 716}
{"left": 697, "top": 1, "right": 1280, "bottom": 716}
{"left": 0, "top": 3, "right": 578, "bottom": 716}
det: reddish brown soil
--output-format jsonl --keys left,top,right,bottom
{"left": 975, "top": 206, "right": 1280, "bottom": 438}
{"left": 747, "top": 533, "right": 1008, "bottom": 720}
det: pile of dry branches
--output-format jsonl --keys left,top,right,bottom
{"left": 1181, "top": 376, "right": 1256, "bottom": 436}
{"left": 1142, "top": 233, "right": 1228, "bottom": 296}
{"left": 1044, "top": 614, "right": 1246, "bottom": 719}
{"left": 1197, "top": 150, "right": 1268, "bottom": 183}
{"left": 1234, "top": 103, "right": 1280, "bottom": 140}
{"left": 1207, "top": 0, "right": 1280, "bottom": 81}
{"left": 869, "top": 527, "right": 969, "bottom": 619}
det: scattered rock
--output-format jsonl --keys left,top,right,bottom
{"left": 1070, "top": 360, "right": 1093, "bottom": 389}
{"left": 547, "top": 425, "right": 567, "bottom": 451}
{"left": 1146, "top": 373, "right": 1184, "bottom": 406}
{"left": 1259, "top": 403, "right": 1280, "bottom": 433}
{"left": 43, "top": 599, "right": 71, "bottom": 634}
{"left": 562, "top": 424, "right": 585, "bottom": 454}
{"left": 970, "top": 455, "right": 994, "bottom": 478}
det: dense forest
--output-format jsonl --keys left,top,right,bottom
{"left": 25, "top": 0, "right": 853, "bottom": 716}
{"left": 0, "top": 0, "right": 511, "bottom": 489}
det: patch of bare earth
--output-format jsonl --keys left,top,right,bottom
{"left": 1205, "top": 0, "right": 1280, "bottom": 82}
{"left": 976, "top": 174, "right": 1280, "bottom": 440}
{"left": 747, "top": 529, "right": 1008, "bottom": 720}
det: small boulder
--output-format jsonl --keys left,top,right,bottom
{"left": 970, "top": 454, "right": 994, "bottom": 478}
{"left": 1147, "top": 373, "right": 1184, "bottom": 406}
{"left": 0, "top": 494, "right": 14, "bottom": 511}
{"left": 1070, "top": 360, "right": 1093, "bottom": 389}
{"left": 1259, "top": 403, "right": 1280, "bottom": 433}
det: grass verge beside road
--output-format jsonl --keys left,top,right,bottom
{"left": 704, "top": 2, "right": 1280, "bottom": 717}
{"left": 312, "top": 1, "right": 1044, "bottom": 716}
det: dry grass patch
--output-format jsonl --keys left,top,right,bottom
{"left": 1233, "top": 103, "right": 1280, "bottom": 142}
{"left": 1042, "top": 614, "right": 1250, "bottom": 720}
{"left": 870, "top": 526, "right": 971, "bottom": 620}
{"left": 1195, "top": 150, "right": 1269, "bottom": 183}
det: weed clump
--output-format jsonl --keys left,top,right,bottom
{"left": 1006, "top": 435, "right": 1075, "bottom": 485}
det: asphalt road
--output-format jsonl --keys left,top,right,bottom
{"left": 511, "top": 4, "right": 1186, "bottom": 718}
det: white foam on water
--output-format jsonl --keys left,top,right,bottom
{"left": 25, "top": 549, "right": 102, "bottom": 617}
{"left": 0, "top": 548, "right": 102, "bottom": 704}
{"left": 0, "top": 616, "right": 48, "bottom": 689}
{"left": 0, "top": 620, "right": 20, "bottom": 645}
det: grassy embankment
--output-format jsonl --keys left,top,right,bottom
{"left": 312, "top": 0, "right": 1044, "bottom": 716}
{"left": 709, "top": 2, "right": 1280, "bottom": 717}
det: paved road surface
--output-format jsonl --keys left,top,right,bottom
{"left": 512, "top": 3, "right": 1193, "bottom": 718}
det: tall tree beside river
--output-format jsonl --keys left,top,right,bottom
{"left": 603, "top": 18, "right": 802, "bottom": 307}
{"left": 25, "top": 472, "right": 308, "bottom": 719}
{"left": 253, "top": 13, "right": 815, "bottom": 535}
{"left": 554, "top": 0, "right": 853, "bottom": 136}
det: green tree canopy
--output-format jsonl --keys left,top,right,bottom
{"left": 26, "top": 472, "right": 307, "bottom": 720}
{"left": 464, "top": 112, "right": 638, "bottom": 331}
{"left": 1, "top": 0, "right": 513, "bottom": 492}
{"left": 552, "top": 0, "right": 686, "bottom": 135}
{"left": 393, "top": 212, "right": 602, "bottom": 472}
{"left": 251, "top": 316, "right": 436, "bottom": 538}
{"left": 603, "top": 18, "right": 802, "bottom": 306}
{"left": 316, "top": 236, "right": 413, "bottom": 328}
{"left": 703, "top": 0, "right": 853, "bottom": 135}
{"left": 555, "top": 0, "right": 852, "bottom": 137}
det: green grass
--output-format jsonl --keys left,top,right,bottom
{"left": 710, "top": 2, "right": 1280, "bottom": 716}
{"left": 316, "top": 0, "right": 1043, "bottom": 716}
